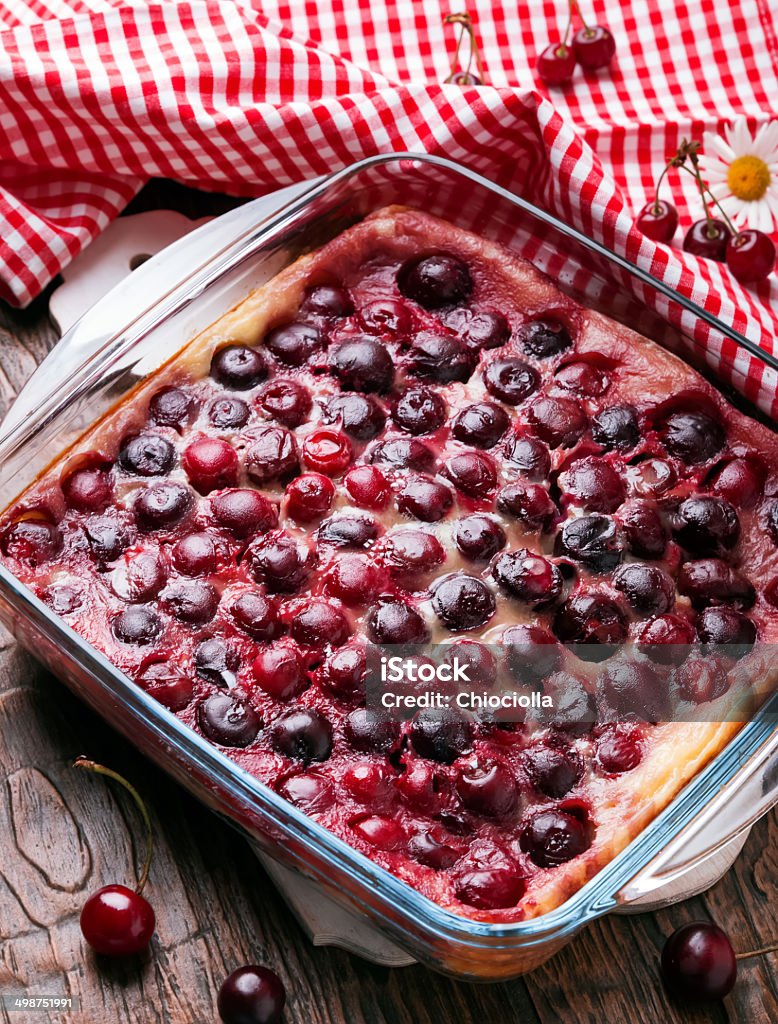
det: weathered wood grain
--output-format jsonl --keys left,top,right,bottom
{"left": 0, "top": 182, "right": 776, "bottom": 1024}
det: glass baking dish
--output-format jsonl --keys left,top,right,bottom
{"left": 1, "top": 153, "right": 777, "bottom": 981}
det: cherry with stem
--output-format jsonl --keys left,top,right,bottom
{"left": 635, "top": 148, "right": 687, "bottom": 242}
{"left": 537, "top": 4, "right": 577, "bottom": 86}
{"left": 571, "top": 0, "right": 616, "bottom": 70}
{"left": 443, "top": 12, "right": 486, "bottom": 85}
{"left": 662, "top": 920, "right": 778, "bottom": 1002}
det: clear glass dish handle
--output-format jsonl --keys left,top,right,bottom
{"left": 616, "top": 728, "right": 778, "bottom": 906}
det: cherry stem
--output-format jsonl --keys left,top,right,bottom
{"left": 443, "top": 12, "right": 487, "bottom": 84}
{"left": 736, "top": 943, "right": 778, "bottom": 961}
{"left": 679, "top": 162, "right": 738, "bottom": 236}
{"left": 651, "top": 164, "right": 672, "bottom": 216}
{"left": 73, "top": 757, "right": 153, "bottom": 895}
{"left": 570, "top": 0, "right": 592, "bottom": 34}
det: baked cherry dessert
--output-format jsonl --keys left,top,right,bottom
{"left": 3, "top": 207, "right": 778, "bottom": 925}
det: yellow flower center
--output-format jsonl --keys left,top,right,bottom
{"left": 726, "top": 155, "right": 771, "bottom": 201}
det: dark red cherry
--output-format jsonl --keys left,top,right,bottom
{"left": 265, "top": 321, "right": 324, "bottom": 367}
{"left": 554, "top": 360, "right": 609, "bottom": 397}
{"left": 119, "top": 433, "right": 175, "bottom": 476}
{"left": 343, "top": 761, "right": 395, "bottom": 804}
{"left": 326, "top": 554, "right": 386, "bottom": 605}
{"left": 661, "top": 408, "right": 725, "bottom": 463}
{"left": 455, "top": 514, "right": 506, "bottom": 562}
{"left": 198, "top": 694, "right": 261, "bottom": 747}
{"left": 291, "top": 599, "right": 351, "bottom": 648}
{"left": 572, "top": 24, "right": 615, "bottom": 68}
{"left": 272, "top": 709, "right": 333, "bottom": 762}
{"left": 537, "top": 42, "right": 576, "bottom": 85}
{"left": 708, "top": 455, "right": 766, "bottom": 508}
{"left": 527, "top": 395, "right": 588, "bottom": 447}
{"left": 675, "top": 654, "right": 729, "bottom": 704}
{"left": 285, "top": 473, "right": 335, "bottom": 523}
{"left": 246, "top": 530, "right": 311, "bottom": 592}
{"left": 397, "top": 475, "right": 453, "bottom": 523}
{"left": 330, "top": 337, "right": 394, "bottom": 393}
{"left": 697, "top": 606, "right": 756, "bottom": 649}
{"left": 618, "top": 500, "right": 668, "bottom": 559}
{"left": 182, "top": 437, "right": 238, "bottom": 494}
{"left": 726, "top": 229, "right": 776, "bottom": 284}
{"left": 627, "top": 456, "right": 677, "bottom": 497}
{"left": 110, "top": 549, "right": 166, "bottom": 601}
{"left": 677, "top": 558, "right": 755, "bottom": 610}
{"left": 384, "top": 528, "right": 445, "bottom": 582}
{"left": 443, "top": 451, "right": 497, "bottom": 498}
{"left": 318, "top": 643, "right": 366, "bottom": 700}
{"left": 552, "top": 591, "right": 627, "bottom": 650}
{"left": 503, "top": 624, "right": 561, "bottom": 682}
{"left": 683, "top": 219, "right": 731, "bottom": 262}
{"left": 431, "top": 573, "right": 496, "bottom": 631}
{"left": 483, "top": 356, "right": 539, "bottom": 405}
{"left": 160, "top": 580, "right": 218, "bottom": 625}
{"left": 661, "top": 922, "right": 737, "bottom": 1000}
{"left": 112, "top": 606, "right": 163, "bottom": 645}
{"left": 211, "top": 345, "right": 267, "bottom": 388}
{"left": 452, "top": 401, "right": 510, "bottom": 449}
{"left": 674, "top": 496, "right": 740, "bottom": 555}
{"left": 211, "top": 489, "right": 278, "bottom": 536}
{"left": 396, "top": 762, "right": 441, "bottom": 814}
{"left": 444, "top": 308, "right": 511, "bottom": 350}
{"left": 445, "top": 639, "right": 497, "bottom": 685}
{"left": 257, "top": 379, "right": 311, "bottom": 428}
{"left": 370, "top": 436, "right": 436, "bottom": 472}
{"left": 325, "top": 393, "right": 386, "bottom": 439}
{"left": 252, "top": 641, "right": 308, "bottom": 701}
{"left": 366, "top": 598, "right": 430, "bottom": 645}
{"left": 394, "top": 387, "right": 446, "bottom": 435}
{"left": 300, "top": 282, "right": 353, "bottom": 318}
{"left": 638, "top": 614, "right": 696, "bottom": 664}
{"left": 504, "top": 434, "right": 551, "bottom": 479}
{"left": 560, "top": 457, "right": 625, "bottom": 513}
{"left": 600, "top": 658, "right": 670, "bottom": 721}
{"left": 344, "top": 465, "right": 390, "bottom": 509}
{"left": 350, "top": 814, "right": 406, "bottom": 851}
{"left": 194, "top": 637, "right": 239, "bottom": 688}
{"left": 595, "top": 723, "right": 643, "bottom": 773}
{"left": 498, "top": 481, "right": 557, "bottom": 530}
{"left": 613, "top": 563, "right": 675, "bottom": 616}
{"left": 520, "top": 808, "right": 592, "bottom": 866}
{"left": 245, "top": 427, "right": 298, "bottom": 484}
{"left": 452, "top": 844, "right": 525, "bottom": 909}
{"left": 492, "top": 549, "right": 562, "bottom": 607}
{"left": 543, "top": 672, "right": 595, "bottom": 735}
{"left": 456, "top": 760, "right": 520, "bottom": 816}
{"left": 518, "top": 318, "right": 572, "bottom": 358}
{"left": 410, "top": 708, "right": 472, "bottom": 762}
{"left": 358, "top": 297, "right": 412, "bottom": 338}
{"left": 592, "top": 405, "right": 640, "bottom": 451}
{"left": 43, "top": 582, "right": 84, "bottom": 615}
{"left": 523, "top": 742, "right": 583, "bottom": 797}
{"left": 217, "top": 964, "right": 286, "bottom": 1024}
{"left": 137, "top": 660, "right": 194, "bottom": 711}
{"left": 397, "top": 253, "right": 472, "bottom": 309}
{"left": 407, "top": 332, "right": 476, "bottom": 383}
{"left": 134, "top": 482, "right": 193, "bottom": 531}
{"left": 231, "top": 591, "right": 281, "bottom": 641}
{"left": 318, "top": 514, "right": 378, "bottom": 549}
{"left": 62, "top": 466, "right": 113, "bottom": 512}
{"left": 209, "top": 396, "right": 250, "bottom": 429}
{"left": 345, "top": 708, "right": 401, "bottom": 754}
{"left": 149, "top": 386, "right": 192, "bottom": 429}
{"left": 302, "top": 429, "right": 352, "bottom": 476}
{"left": 408, "top": 829, "right": 459, "bottom": 870}
{"left": 636, "top": 200, "right": 679, "bottom": 242}
{"left": 84, "top": 515, "right": 128, "bottom": 562}
{"left": 560, "top": 513, "right": 623, "bottom": 571}
{"left": 80, "top": 884, "right": 155, "bottom": 956}
{"left": 278, "top": 772, "right": 334, "bottom": 813}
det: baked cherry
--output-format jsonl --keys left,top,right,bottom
{"left": 252, "top": 641, "right": 309, "bottom": 700}
{"left": 246, "top": 531, "right": 311, "bottom": 593}
{"left": 613, "top": 563, "right": 675, "bottom": 616}
{"left": 592, "top": 405, "right": 640, "bottom": 451}
{"left": 445, "top": 308, "right": 511, "bottom": 350}
{"left": 74, "top": 758, "right": 156, "bottom": 957}
{"left": 443, "top": 451, "right": 497, "bottom": 498}
{"left": 272, "top": 709, "right": 333, "bottom": 762}
{"left": 527, "top": 395, "right": 588, "bottom": 447}
{"left": 768, "top": 502, "right": 778, "bottom": 545}
{"left": 595, "top": 723, "right": 643, "bottom": 773}
{"left": 452, "top": 843, "right": 525, "bottom": 909}
{"left": 518, "top": 318, "right": 572, "bottom": 358}
{"left": 245, "top": 426, "right": 299, "bottom": 484}
{"left": 211, "top": 489, "right": 278, "bottom": 536}
{"left": 326, "top": 393, "right": 386, "bottom": 440}
{"left": 300, "top": 281, "right": 353, "bottom": 318}
{"left": 637, "top": 613, "right": 696, "bottom": 664}
{"left": 199, "top": 694, "right": 261, "bottom": 747}
{"left": 456, "top": 760, "right": 519, "bottom": 816}
{"left": 112, "top": 606, "right": 163, "bottom": 645}
{"left": 318, "top": 514, "right": 379, "bottom": 549}
{"left": 682, "top": 219, "right": 731, "bottom": 261}
{"left": 552, "top": 591, "right": 627, "bottom": 651}
{"left": 278, "top": 772, "right": 333, "bottom": 812}
{"left": 344, "top": 465, "right": 390, "bottom": 509}
{"left": 554, "top": 360, "right": 610, "bottom": 397}
{"left": 194, "top": 637, "right": 239, "bottom": 688}
{"left": 618, "top": 500, "right": 668, "bottom": 559}
{"left": 493, "top": 549, "right": 562, "bottom": 608}
{"left": 136, "top": 660, "right": 194, "bottom": 711}
{"left": 160, "top": 579, "right": 218, "bottom": 625}
{"left": 350, "top": 814, "right": 406, "bottom": 851}
{"left": 483, "top": 356, "right": 539, "bottom": 405}
{"left": 678, "top": 558, "right": 755, "bottom": 610}
{"left": 560, "top": 457, "right": 625, "bottom": 513}
{"left": 455, "top": 514, "right": 506, "bottom": 562}
{"left": 661, "top": 922, "right": 737, "bottom": 1000}
{"left": 504, "top": 434, "right": 551, "bottom": 479}
{"left": 345, "top": 708, "right": 401, "bottom": 754}
{"left": 394, "top": 387, "right": 447, "bottom": 435}
{"left": 674, "top": 654, "right": 729, "bottom": 704}
{"left": 211, "top": 344, "right": 267, "bottom": 388}
{"left": 600, "top": 658, "right": 670, "bottom": 721}
{"left": 520, "top": 808, "right": 592, "bottom": 866}
{"left": 302, "top": 429, "right": 352, "bottom": 476}
{"left": 285, "top": 473, "right": 335, "bottom": 523}
{"left": 708, "top": 455, "right": 766, "bottom": 508}
{"left": 408, "top": 829, "right": 459, "bottom": 869}
{"left": 537, "top": 42, "right": 576, "bottom": 85}
{"left": 84, "top": 515, "right": 129, "bottom": 563}
{"left": 572, "top": 24, "right": 615, "bottom": 68}
{"left": 384, "top": 528, "right": 445, "bottom": 582}
{"left": 257, "top": 379, "right": 311, "bottom": 428}
{"left": 370, "top": 437, "right": 436, "bottom": 472}
{"left": 543, "top": 672, "right": 595, "bottom": 736}
{"left": 343, "top": 761, "right": 395, "bottom": 805}
{"left": 330, "top": 337, "right": 394, "bottom": 393}
{"left": 397, "top": 253, "right": 472, "bottom": 309}
{"left": 661, "top": 408, "right": 725, "bottom": 463}
{"left": 110, "top": 549, "right": 166, "bottom": 602}
{"left": 452, "top": 401, "right": 510, "bottom": 449}
{"left": 231, "top": 591, "right": 281, "bottom": 640}
{"left": 182, "top": 437, "right": 238, "bottom": 494}
{"left": 325, "top": 554, "right": 386, "bottom": 605}
{"left": 217, "top": 965, "right": 286, "bottom": 1024}
{"left": 504, "top": 624, "right": 561, "bottom": 682}
{"left": 445, "top": 639, "right": 497, "bottom": 685}
{"left": 149, "top": 386, "right": 192, "bottom": 429}
{"left": 726, "top": 229, "right": 776, "bottom": 284}
{"left": 358, "top": 297, "right": 412, "bottom": 338}
{"left": 697, "top": 606, "right": 756, "bottom": 649}
{"left": 265, "top": 321, "right": 324, "bottom": 367}
{"left": 62, "top": 466, "right": 113, "bottom": 512}
{"left": 560, "top": 513, "right": 623, "bottom": 571}
{"left": 410, "top": 708, "right": 472, "bottom": 762}
{"left": 366, "top": 598, "right": 431, "bottom": 645}
{"left": 523, "top": 742, "right": 583, "bottom": 797}
{"left": 626, "top": 456, "right": 677, "bottom": 497}
{"left": 636, "top": 200, "right": 679, "bottom": 243}
{"left": 674, "top": 496, "right": 739, "bottom": 555}
{"left": 119, "top": 433, "right": 175, "bottom": 477}
{"left": 317, "top": 642, "right": 366, "bottom": 700}
{"left": 407, "top": 331, "right": 476, "bottom": 383}
{"left": 431, "top": 573, "right": 496, "bottom": 631}
{"left": 43, "top": 582, "right": 84, "bottom": 615}
{"left": 397, "top": 475, "right": 453, "bottom": 522}
{"left": 209, "top": 396, "right": 250, "bottom": 429}
{"left": 291, "top": 599, "right": 351, "bottom": 648}
{"left": 134, "top": 482, "right": 193, "bottom": 531}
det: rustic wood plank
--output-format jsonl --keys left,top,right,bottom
{"left": 0, "top": 179, "right": 776, "bottom": 1024}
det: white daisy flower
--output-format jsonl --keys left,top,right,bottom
{"left": 699, "top": 118, "right": 778, "bottom": 232}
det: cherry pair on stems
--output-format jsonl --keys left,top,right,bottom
{"left": 537, "top": 1, "right": 616, "bottom": 85}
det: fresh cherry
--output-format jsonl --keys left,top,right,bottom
{"left": 636, "top": 200, "right": 680, "bottom": 242}
{"left": 537, "top": 42, "right": 576, "bottom": 85}
{"left": 217, "top": 965, "right": 286, "bottom": 1024}
{"left": 572, "top": 24, "right": 615, "bottom": 69}
{"left": 661, "top": 922, "right": 737, "bottom": 1000}
{"left": 726, "top": 229, "right": 776, "bottom": 284}
{"left": 683, "top": 219, "right": 731, "bottom": 261}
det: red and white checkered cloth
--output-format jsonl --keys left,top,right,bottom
{"left": 1, "top": 2, "right": 777, "bottom": 408}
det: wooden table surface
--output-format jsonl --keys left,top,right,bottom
{"left": 1, "top": 181, "right": 777, "bottom": 1024}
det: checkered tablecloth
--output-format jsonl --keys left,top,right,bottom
{"left": 0, "top": 2, "right": 777, "bottom": 406}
